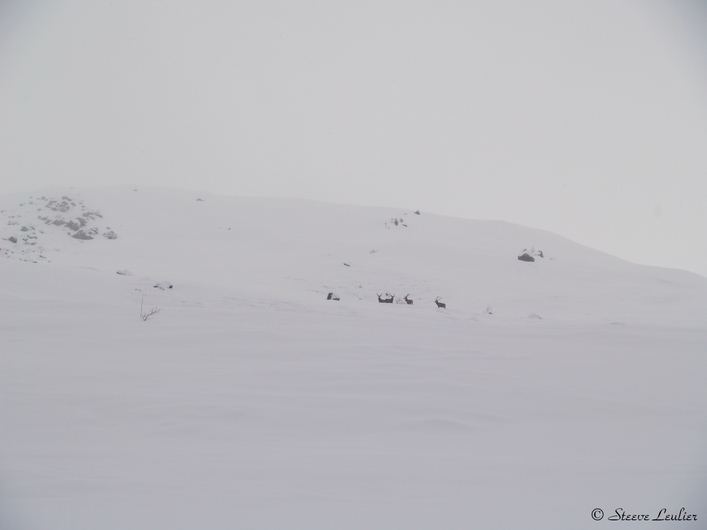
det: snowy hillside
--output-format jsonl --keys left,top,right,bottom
{"left": 1, "top": 185, "right": 705, "bottom": 325}
{"left": 1, "top": 186, "right": 706, "bottom": 529}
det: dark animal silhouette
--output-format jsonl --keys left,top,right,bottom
{"left": 377, "top": 293, "right": 394, "bottom": 304}
{"left": 434, "top": 297, "right": 446, "bottom": 309}
{"left": 404, "top": 294, "right": 413, "bottom": 305}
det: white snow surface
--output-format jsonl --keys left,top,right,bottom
{"left": 1, "top": 186, "right": 706, "bottom": 529}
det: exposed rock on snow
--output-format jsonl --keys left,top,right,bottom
{"left": 518, "top": 248, "right": 544, "bottom": 262}
{"left": 0, "top": 193, "right": 117, "bottom": 262}
{"left": 71, "top": 229, "right": 95, "bottom": 240}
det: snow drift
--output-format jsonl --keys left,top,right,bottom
{"left": 1, "top": 186, "right": 705, "bottom": 529}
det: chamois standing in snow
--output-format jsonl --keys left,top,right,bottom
{"left": 404, "top": 294, "right": 413, "bottom": 305}
{"left": 377, "top": 293, "right": 394, "bottom": 304}
{"left": 434, "top": 297, "right": 446, "bottom": 309}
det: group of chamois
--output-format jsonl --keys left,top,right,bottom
{"left": 377, "top": 293, "right": 446, "bottom": 309}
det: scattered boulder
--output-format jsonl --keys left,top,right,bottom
{"left": 518, "top": 248, "right": 544, "bottom": 262}
{"left": 103, "top": 230, "right": 118, "bottom": 240}
{"left": 8, "top": 236, "right": 17, "bottom": 244}
{"left": 66, "top": 218, "right": 87, "bottom": 231}
{"left": 71, "top": 230, "right": 93, "bottom": 240}
{"left": 154, "top": 282, "right": 173, "bottom": 290}
{"left": 46, "top": 199, "right": 71, "bottom": 212}
{"left": 82, "top": 211, "right": 102, "bottom": 220}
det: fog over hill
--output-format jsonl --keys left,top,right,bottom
{"left": 1, "top": 186, "right": 706, "bottom": 529}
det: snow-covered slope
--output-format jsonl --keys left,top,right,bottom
{"left": 1, "top": 186, "right": 706, "bottom": 529}
{"left": 1, "top": 185, "right": 705, "bottom": 325}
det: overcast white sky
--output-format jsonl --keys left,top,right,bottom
{"left": 1, "top": 0, "right": 706, "bottom": 277}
